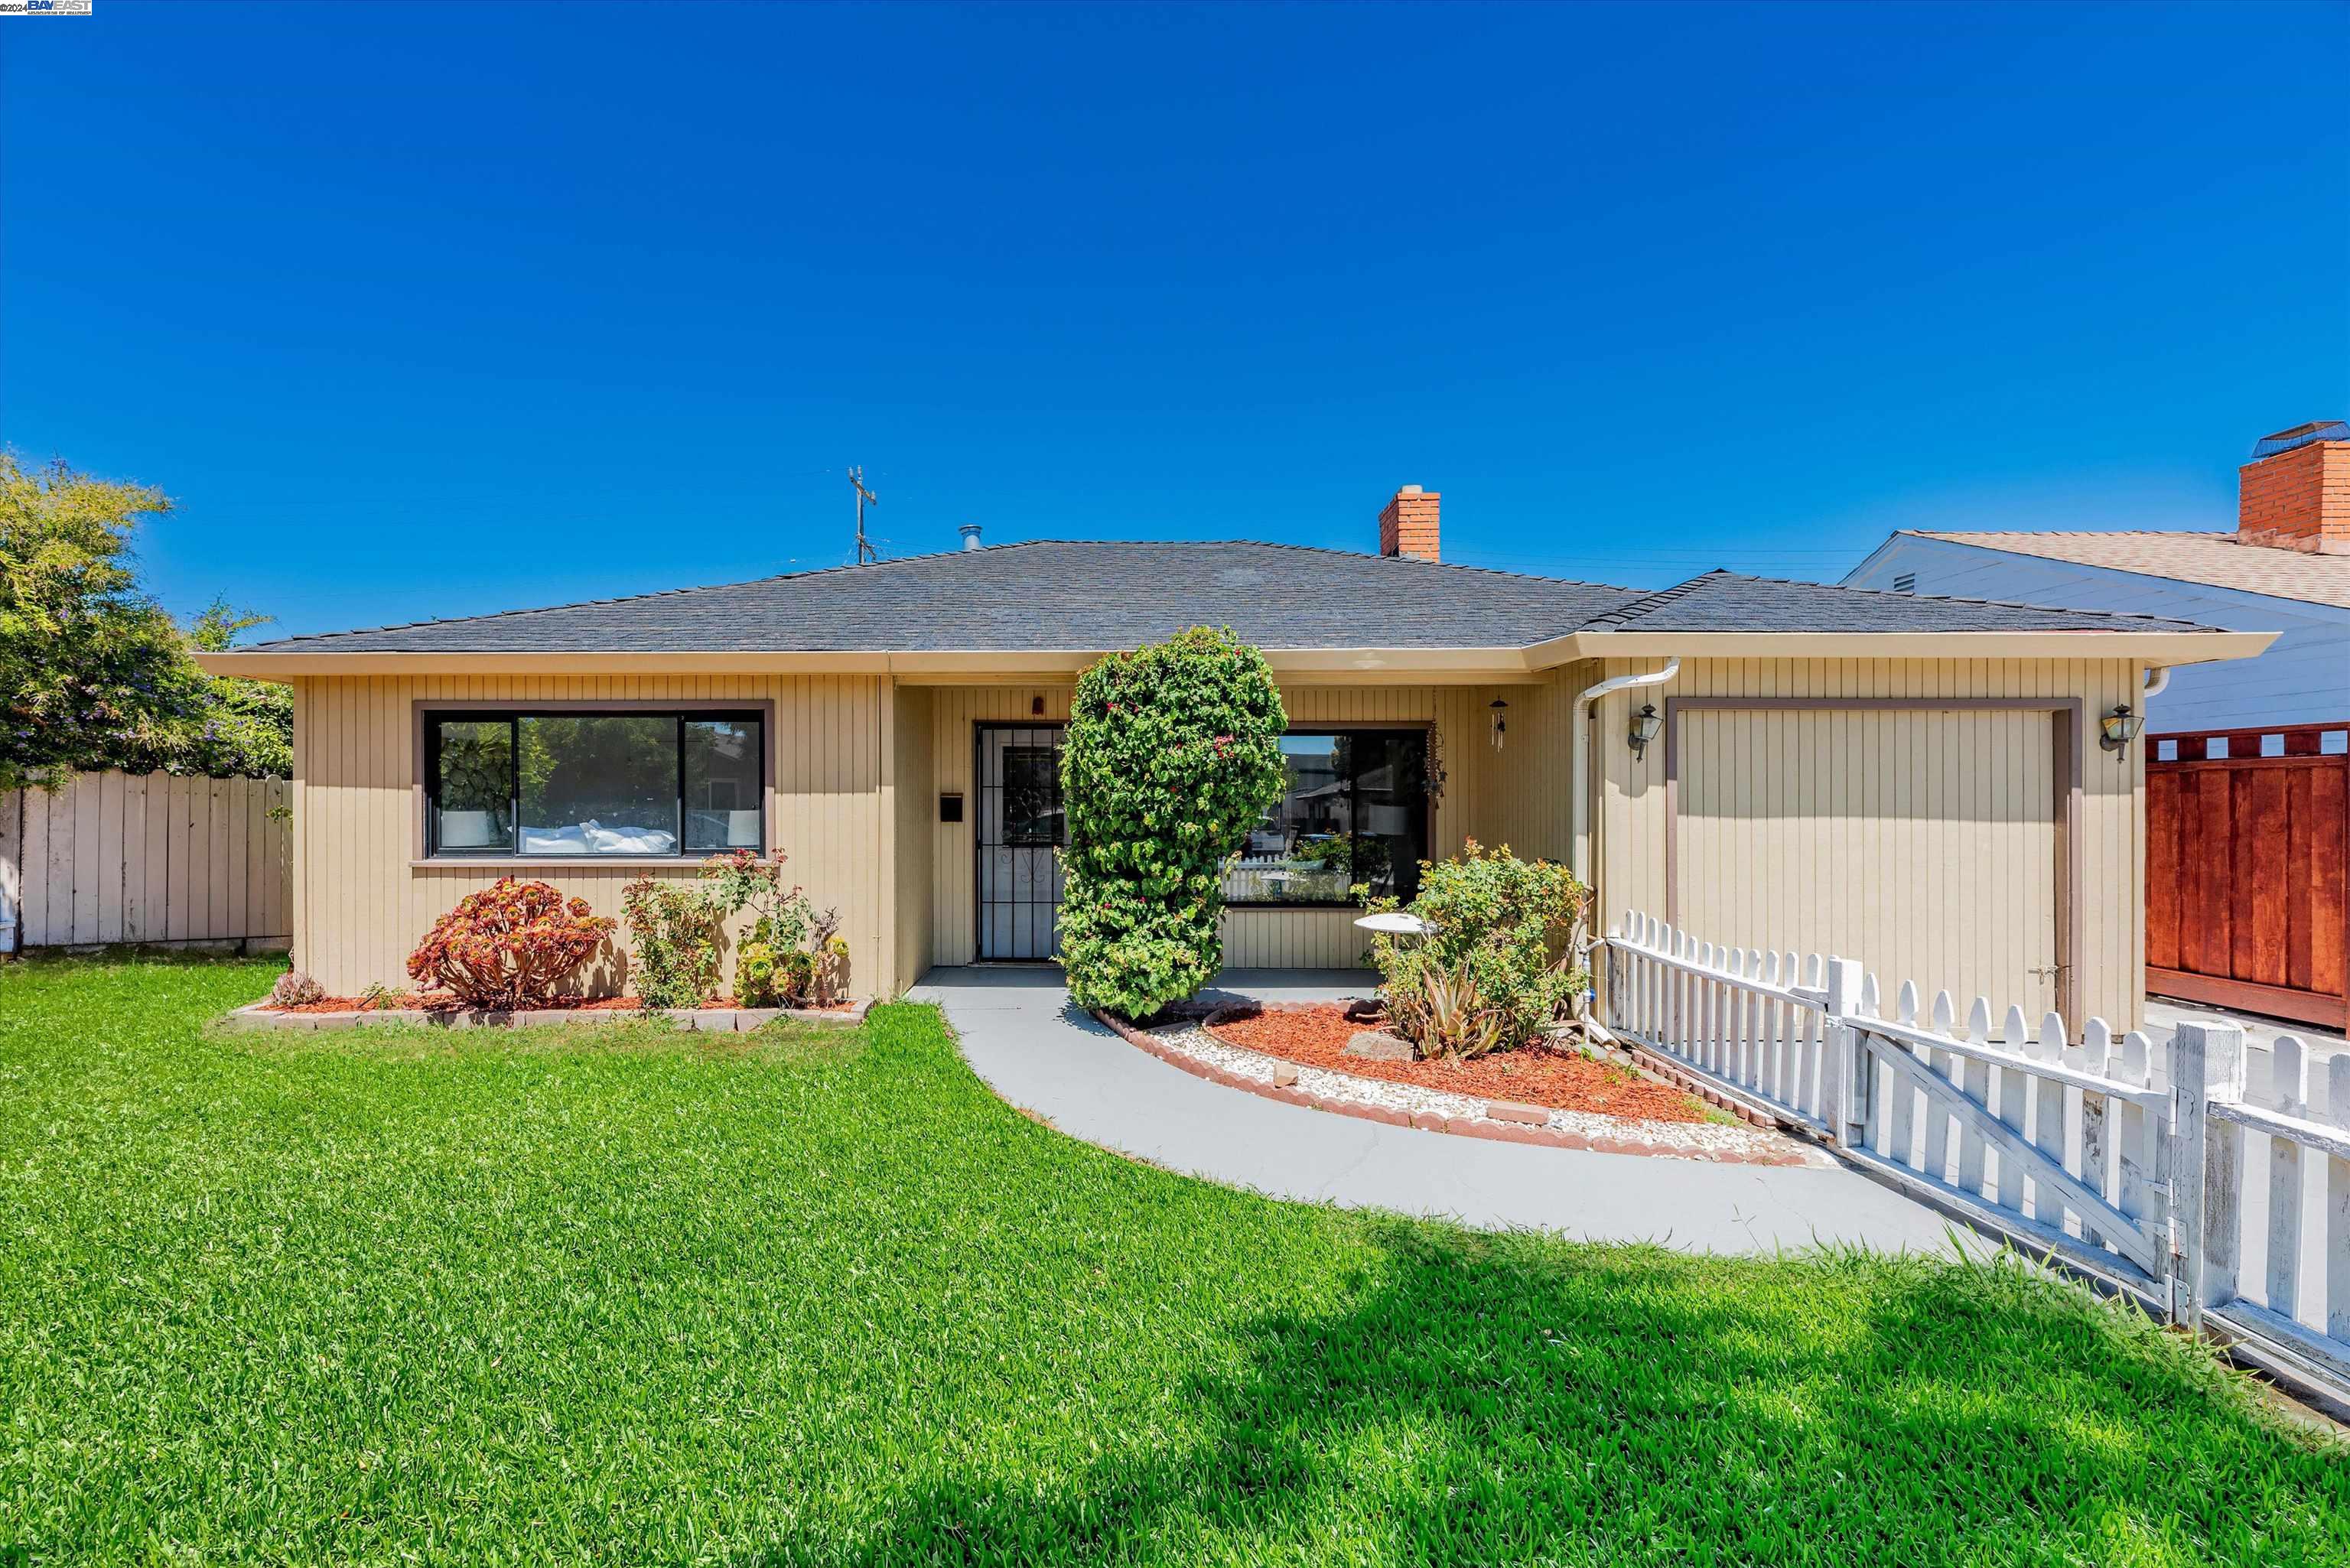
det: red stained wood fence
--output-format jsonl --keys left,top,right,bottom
{"left": 2147, "top": 724, "right": 2350, "bottom": 1032}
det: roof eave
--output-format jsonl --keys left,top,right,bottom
{"left": 197, "top": 628, "right": 2276, "bottom": 682}
{"left": 1558, "top": 629, "right": 2278, "bottom": 665}
{"left": 192, "top": 646, "right": 1552, "bottom": 682}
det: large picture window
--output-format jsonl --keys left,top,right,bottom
{"left": 1224, "top": 729, "right": 1429, "bottom": 906}
{"left": 424, "top": 710, "right": 765, "bottom": 857}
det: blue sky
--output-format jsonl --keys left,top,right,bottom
{"left": 4, "top": 2, "right": 2344, "bottom": 639}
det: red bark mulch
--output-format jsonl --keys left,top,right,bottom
{"left": 1204, "top": 1004, "right": 1708, "bottom": 1124}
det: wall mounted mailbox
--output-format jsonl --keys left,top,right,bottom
{"left": 939, "top": 792, "right": 964, "bottom": 823}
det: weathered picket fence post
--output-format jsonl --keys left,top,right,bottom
{"left": 2331, "top": 1053, "right": 2350, "bottom": 1348}
{"left": 1820, "top": 958, "right": 1867, "bottom": 1147}
{"left": 2167, "top": 1019, "right": 2244, "bottom": 1331}
{"left": 2260, "top": 1036, "right": 2309, "bottom": 1322}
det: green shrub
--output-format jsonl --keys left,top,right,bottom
{"left": 623, "top": 852, "right": 845, "bottom": 1010}
{"left": 732, "top": 931, "right": 832, "bottom": 1009}
{"left": 620, "top": 877, "right": 727, "bottom": 1009}
{"left": 734, "top": 939, "right": 783, "bottom": 1007}
{"left": 1366, "top": 841, "right": 1588, "bottom": 1058}
{"left": 1059, "top": 626, "right": 1289, "bottom": 1019}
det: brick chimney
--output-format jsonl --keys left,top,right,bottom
{"left": 1378, "top": 484, "right": 1440, "bottom": 561}
{"left": 2238, "top": 421, "right": 2350, "bottom": 555}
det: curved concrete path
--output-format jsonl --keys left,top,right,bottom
{"left": 909, "top": 966, "right": 1974, "bottom": 1258}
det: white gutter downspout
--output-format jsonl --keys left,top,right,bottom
{"left": 1567, "top": 658, "right": 1678, "bottom": 1046}
{"left": 1570, "top": 658, "right": 1679, "bottom": 888}
{"left": 2143, "top": 665, "right": 2172, "bottom": 701}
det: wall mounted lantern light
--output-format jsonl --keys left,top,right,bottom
{"left": 2100, "top": 704, "right": 2143, "bottom": 756}
{"left": 1629, "top": 702, "right": 1663, "bottom": 760}
{"left": 1489, "top": 698, "right": 1509, "bottom": 750}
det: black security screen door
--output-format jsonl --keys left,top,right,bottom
{"left": 975, "top": 724, "right": 1067, "bottom": 959}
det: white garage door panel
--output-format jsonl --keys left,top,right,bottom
{"left": 1675, "top": 708, "right": 2062, "bottom": 1019}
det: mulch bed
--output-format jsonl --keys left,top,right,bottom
{"left": 1205, "top": 1004, "right": 1709, "bottom": 1124}
{"left": 263, "top": 994, "right": 853, "bottom": 1015}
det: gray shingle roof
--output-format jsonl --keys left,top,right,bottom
{"left": 1593, "top": 570, "right": 2214, "bottom": 634}
{"left": 240, "top": 542, "right": 2218, "bottom": 656}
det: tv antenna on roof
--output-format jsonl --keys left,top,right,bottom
{"left": 847, "top": 466, "right": 880, "bottom": 564}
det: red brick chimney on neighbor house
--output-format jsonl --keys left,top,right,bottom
{"left": 1378, "top": 484, "right": 1440, "bottom": 561}
{"left": 2238, "top": 421, "right": 2350, "bottom": 555}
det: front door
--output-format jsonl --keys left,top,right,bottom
{"left": 976, "top": 724, "right": 1066, "bottom": 960}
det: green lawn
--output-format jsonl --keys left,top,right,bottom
{"left": 1, "top": 958, "right": 2342, "bottom": 1566}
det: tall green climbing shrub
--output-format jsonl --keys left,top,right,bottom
{"left": 1059, "top": 626, "right": 1289, "bottom": 1018}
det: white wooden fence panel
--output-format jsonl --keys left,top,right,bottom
{"left": 2331, "top": 1057, "right": 2350, "bottom": 1346}
{"left": 1606, "top": 916, "right": 1832, "bottom": 1131}
{"left": 1, "top": 773, "right": 290, "bottom": 951}
{"left": 1608, "top": 912, "right": 2350, "bottom": 1404}
{"left": 2202, "top": 1033, "right": 2350, "bottom": 1385}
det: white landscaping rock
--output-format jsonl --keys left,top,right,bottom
{"left": 1147, "top": 1023, "right": 1803, "bottom": 1162}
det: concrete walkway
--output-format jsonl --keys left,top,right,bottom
{"left": 908, "top": 966, "right": 1974, "bottom": 1258}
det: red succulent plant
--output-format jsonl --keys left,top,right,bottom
{"left": 406, "top": 877, "right": 616, "bottom": 1007}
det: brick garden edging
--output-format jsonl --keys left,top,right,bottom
{"left": 1090, "top": 1007, "right": 1823, "bottom": 1166}
{"left": 227, "top": 998, "right": 871, "bottom": 1033}
{"left": 1619, "top": 1042, "right": 1811, "bottom": 1133}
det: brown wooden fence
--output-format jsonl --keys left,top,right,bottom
{"left": 1, "top": 772, "right": 291, "bottom": 952}
{"left": 2147, "top": 724, "right": 2349, "bottom": 1032}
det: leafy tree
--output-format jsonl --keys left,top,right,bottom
{"left": 1058, "top": 626, "right": 1289, "bottom": 1018}
{"left": 2, "top": 454, "right": 289, "bottom": 788}
{"left": 187, "top": 599, "right": 292, "bottom": 779}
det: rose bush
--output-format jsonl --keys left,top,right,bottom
{"left": 406, "top": 878, "right": 615, "bottom": 1007}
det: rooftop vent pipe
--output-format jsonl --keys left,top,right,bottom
{"left": 959, "top": 524, "right": 984, "bottom": 551}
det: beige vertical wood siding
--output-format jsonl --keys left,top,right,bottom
{"left": 1466, "top": 660, "right": 1598, "bottom": 868}
{"left": 290, "top": 675, "right": 889, "bottom": 997}
{"left": 925, "top": 682, "right": 1073, "bottom": 970}
{"left": 1592, "top": 657, "right": 2146, "bottom": 1033}
{"left": 4, "top": 772, "right": 291, "bottom": 948}
{"left": 281, "top": 656, "right": 2152, "bottom": 1020}
{"left": 917, "top": 681, "right": 1510, "bottom": 973}
{"left": 889, "top": 683, "right": 936, "bottom": 992}
{"left": 1675, "top": 706, "right": 2062, "bottom": 1017}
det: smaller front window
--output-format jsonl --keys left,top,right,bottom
{"left": 1223, "top": 729, "right": 1428, "bottom": 906}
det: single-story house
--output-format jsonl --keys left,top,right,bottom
{"left": 1842, "top": 421, "right": 2349, "bottom": 733}
{"left": 198, "top": 486, "right": 2274, "bottom": 1031}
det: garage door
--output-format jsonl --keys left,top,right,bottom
{"left": 1672, "top": 704, "right": 2067, "bottom": 1020}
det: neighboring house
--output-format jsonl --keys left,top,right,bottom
{"left": 198, "top": 486, "right": 2273, "bottom": 1031}
{"left": 1842, "top": 421, "right": 2350, "bottom": 733}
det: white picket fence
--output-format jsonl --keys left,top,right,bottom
{"left": 1606, "top": 912, "right": 2350, "bottom": 1398}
